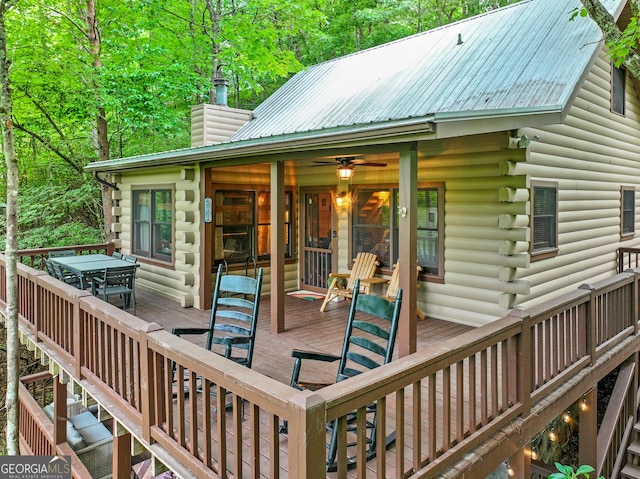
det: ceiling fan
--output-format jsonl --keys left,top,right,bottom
{"left": 312, "top": 157, "right": 387, "bottom": 180}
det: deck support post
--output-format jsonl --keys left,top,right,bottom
{"left": 578, "top": 387, "right": 597, "bottom": 468}
{"left": 287, "top": 391, "right": 326, "bottom": 479}
{"left": 52, "top": 376, "right": 68, "bottom": 445}
{"left": 509, "top": 447, "right": 530, "bottom": 478}
{"left": 113, "top": 425, "right": 132, "bottom": 479}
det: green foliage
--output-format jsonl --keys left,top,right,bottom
{"left": 531, "top": 404, "right": 579, "bottom": 466}
{"left": 0, "top": 0, "right": 552, "bottom": 248}
{"left": 548, "top": 462, "right": 604, "bottom": 479}
{"left": 608, "top": 17, "right": 640, "bottom": 67}
{"left": 0, "top": 182, "right": 103, "bottom": 250}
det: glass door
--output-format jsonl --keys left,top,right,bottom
{"left": 301, "top": 189, "right": 335, "bottom": 291}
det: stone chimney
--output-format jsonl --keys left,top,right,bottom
{"left": 190, "top": 79, "right": 253, "bottom": 147}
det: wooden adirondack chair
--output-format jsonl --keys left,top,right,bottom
{"left": 319, "top": 251, "right": 379, "bottom": 312}
{"left": 384, "top": 262, "right": 425, "bottom": 320}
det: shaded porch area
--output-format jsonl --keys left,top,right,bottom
{"left": 134, "top": 286, "right": 473, "bottom": 387}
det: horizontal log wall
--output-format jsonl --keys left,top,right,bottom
{"left": 514, "top": 50, "right": 640, "bottom": 309}
{"left": 419, "top": 133, "right": 528, "bottom": 325}
{"left": 115, "top": 167, "right": 202, "bottom": 307}
{"left": 7, "top": 251, "right": 640, "bottom": 478}
{"left": 295, "top": 134, "right": 529, "bottom": 327}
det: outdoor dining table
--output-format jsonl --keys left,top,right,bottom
{"left": 48, "top": 253, "right": 139, "bottom": 290}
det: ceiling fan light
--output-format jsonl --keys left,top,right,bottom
{"left": 337, "top": 165, "right": 354, "bottom": 180}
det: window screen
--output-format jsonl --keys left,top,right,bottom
{"left": 532, "top": 185, "right": 557, "bottom": 252}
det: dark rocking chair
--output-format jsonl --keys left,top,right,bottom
{"left": 284, "top": 279, "right": 402, "bottom": 471}
{"left": 172, "top": 263, "right": 263, "bottom": 367}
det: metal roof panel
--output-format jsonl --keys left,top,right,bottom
{"left": 230, "top": 0, "right": 622, "bottom": 142}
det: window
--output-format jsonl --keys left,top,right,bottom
{"left": 621, "top": 186, "right": 635, "bottom": 237}
{"left": 351, "top": 184, "right": 443, "bottom": 277}
{"left": 214, "top": 188, "right": 293, "bottom": 266}
{"left": 531, "top": 183, "right": 558, "bottom": 258}
{"left": 612, "top": 65, "right": 626, "bottom": 115}
{"left": 132, "top": 188, "right": 173, "bottom": 262}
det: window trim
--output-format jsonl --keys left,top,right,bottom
{"left": 621, "top": 185, "right": 635, "bottom": 239}
{"left": 530, "top": 181, "right": 559, "bottom": 261}
{"left": 131, "top": 185, "right": 175, "bottom": 265}
{"left": 348, "top": 182, "right": 444, "bottom": 282}
{"left": 611, "top": 64, "right": 626, "bottom": 116}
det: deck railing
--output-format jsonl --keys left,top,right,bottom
{"left": 618, "top": 247, "right": 640, "bottom": 273}
{"left": 17, "top": 242, "right": 115, "bottom": 270}
{"left": 18, "top": 373, "right": 96, "bottom": 479}
{"left": 4, "top": 249, "right": 640, "bottom": 478}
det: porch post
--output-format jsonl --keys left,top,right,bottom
{"left": 398, "top": 143, "right": 418, "bottom": 356}
{"left": 113, "top": 424, "right": 132, "bottom": 479}
{"left": 578, "top": 387, "right": 597, "bottom": 468}
{"left": 287, "top": 390, "right": 326, "bottom": 479}
{"left": 271, "top": 160, "right": 285, "bottom": 333}
{"left": 52, "top": 377, "right": 67, "bottom": 445}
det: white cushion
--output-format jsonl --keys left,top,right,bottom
{"left": 42, "top": 404, "right": 54, "bottom": 421}
{"left": 78, "top": 422, "right": 112, "bottom": 444}
{"left": 66, "top": 421, "right": 87, "bottom": 451}
{"left": 68, "top": 411, "right": 98, "bottom": 430}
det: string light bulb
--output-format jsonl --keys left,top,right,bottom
{"left": 530, "top": 447, "right": 538, "bottom": 461}
{"left": 506, "top": 462, "right": 515, "bottom": 477}
{"left": 563, "top": 411, "right": 572, "bottom": 423}
{"left": 548, "top": 427, "right": 558, "bottom": 442}
{"left": 579, "top": 396, "right": 588, "bottom": 412}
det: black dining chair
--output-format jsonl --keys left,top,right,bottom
{"left": 45, "top": 258, "right": 83, "bottom": 289}
{"left": 91, "top": 266, "right": 138, "bottom": 315}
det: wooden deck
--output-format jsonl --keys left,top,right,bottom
{"left": 133, "top": 286, "right": 473, "bottom": 387}
{"left": 129, "top": 286, "right": 474, "bottom": 479}
{"left": 14, "top": 249, "right": 639, "bottom": 479}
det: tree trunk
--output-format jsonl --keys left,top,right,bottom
{"left": 86, "top": 0, "right": 113, "bottom": 240}
{"left": 0, "top": 0, "right": 21, "bottom": 456}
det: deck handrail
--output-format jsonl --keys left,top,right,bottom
{"left": 17, "top": 242, "right": 115, "bottom": 270}
{"left": 4, "top": 250, "right": 640, "bottom": 478}
{"left": 618, "top": 247, "right": 640, "bottom": 273}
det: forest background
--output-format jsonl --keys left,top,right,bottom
{"left": 0, "top": 0, "right": 519, "bottom": 249}
{"left": 1, "top": 0, "right": 639, "bottom": 463}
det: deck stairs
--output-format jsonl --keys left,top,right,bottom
{"left": 622, "top": 425, "right": 640, "bottom": 479}
{"left": 620, "top": 366, "right": 640, "bottom": 479}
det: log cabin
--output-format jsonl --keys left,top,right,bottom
{"left": 9, "top": 0, "right": 640, "bottom": 477}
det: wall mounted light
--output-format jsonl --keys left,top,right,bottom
{"left": 336, "top": 165, "right": 354, "bottom": 180}
{"left": 336, "top": 192, "right": 348, "bottom": 208}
